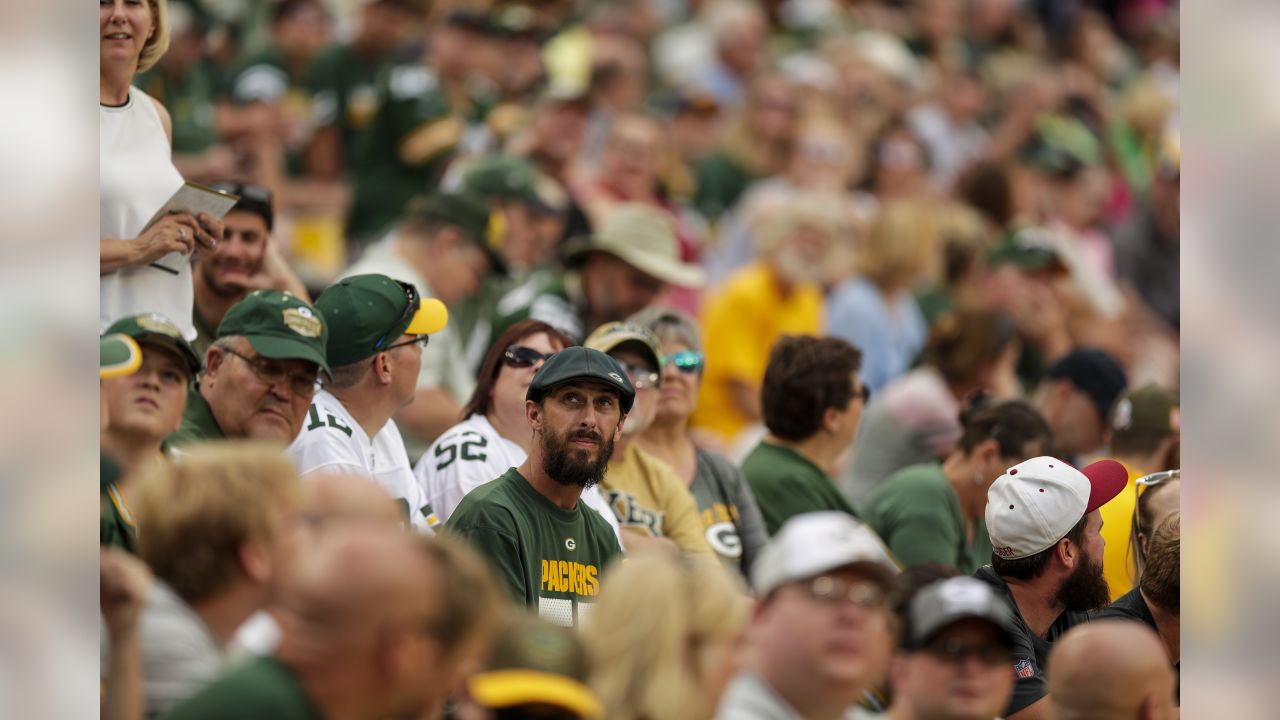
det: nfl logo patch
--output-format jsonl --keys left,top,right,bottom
{"left": 1015, "top": 659, "right": 1035, "bottom": 679}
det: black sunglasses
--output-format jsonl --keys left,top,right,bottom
{"left": 503, "top": 345, "right": 552, "bottom": 368}
{"left": 373, "top": 280, "right": 421, "bottom": 352}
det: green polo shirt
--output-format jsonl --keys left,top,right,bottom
{"left": 307, "top": 42, "right": 386, "bottom": 175}
{"left": 862, "top": 463, "right": 992, "bottom": 575}
{"left": 160, "top": 656, "right": 323, "bottom": 720}
{"left": 742, "top": 440, "right": 859, "bottom": 536}
{"left": 169, "top": 387, "right": 226, "bottom": 447}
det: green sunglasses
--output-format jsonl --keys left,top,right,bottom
{"left": 663, "top": 350, "right": 704, "bottom": 374}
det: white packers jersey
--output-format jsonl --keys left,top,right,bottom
{"left": 414, "top": 414, "right": 624, "bottom": 547}
{"left": 289, "top": 389, "right": 432, "bottom": 532}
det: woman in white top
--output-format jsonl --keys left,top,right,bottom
{"left": 100, "top": 0, "right": 222, "bottom": 340}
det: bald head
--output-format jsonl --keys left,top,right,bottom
{"left": 1047, "top": 623, "right": 1176, "bottom": 720}
{"left": 301, "top": 471, "right": 402, "bottom": 530}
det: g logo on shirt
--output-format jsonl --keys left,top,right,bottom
{"left": 565, "top": 537, "right": 576, "bottom": 551}
{"left": 705, "top": 521, "right": 743, "bottom": 558}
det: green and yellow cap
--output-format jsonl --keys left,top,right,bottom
{"left": 315, "top": 274, "right": 448, "bottom": 366}
{"left": 468, "top": 615, "right": 603, "bottom": 719}
{"left": 103, "top": 314, "right": 202, "bottom": 375}
{"left": 217, "top": 290, "right": 330, "bottom": 376}
{"left": 100, "top": 333, "right": 142, "bottom": 379}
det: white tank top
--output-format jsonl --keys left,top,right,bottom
{"left": 100, "top": 86, "right": 193, "bottom": 339}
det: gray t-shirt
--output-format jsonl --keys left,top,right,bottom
{"left": 691, "top": 448, "right": 768, "bottom": 580}
{"left": 138, "top": 581, "right": 226, "bottom": 717}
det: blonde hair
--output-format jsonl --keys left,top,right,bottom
{"left": 585, "top": 554, "right": 749, "bottom": 720}
{"left": 136, "top": 0, "right": 171, "bottom": 73}
{"left": 134, "top": 442, "right": 300, "bottom": 603}
{"left": 858, "top": 198, "right": 942, "bottom": 290}
{"left": 416, "top": 532, "right": 507, "bottom": 661}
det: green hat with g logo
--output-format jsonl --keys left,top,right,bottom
{"left": 217, "top": 290, "right": 331, "bottom": 376}
{"left": 315, "top": 274, "right": 449, "bottom": 367}
{"left": 103, "top": 313, "right": 202, "bottom": 375}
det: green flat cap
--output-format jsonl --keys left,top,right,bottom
{"left": 217, "top": 290, "right": 331, "bottom": 376}
{"left": 100, "top": 333, "right": 142, "bottom": 379}
{"left": 316, "top": 274, "right": 448, "bottom": 366}
{"left": 103, "top": 314, "right": 202, "bottom": 375}
{"left": 527, "top": 346, "right": 636, "bottom": 414}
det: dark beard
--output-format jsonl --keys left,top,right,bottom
{"left": 1054, "top": 555, "right": 1110, "bottom": 612}
{"left": 540, "top": 426, "right": 614, "bottom": 489}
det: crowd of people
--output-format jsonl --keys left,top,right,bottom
{"left": 100, "top": 0, "right": 1181, "bottom": 717}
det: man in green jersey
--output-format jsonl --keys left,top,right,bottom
{"left": 447, "top": 347, "right": 634, "bottom": 627}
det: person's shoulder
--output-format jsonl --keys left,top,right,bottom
{"left": 449, "top": 470, "right": 520, "bottom": 520}
{"left": 162, "top": 656, "right": 308, "bottom": 720}
{"left": 1091, "top": 587, "right": 1150, "bottom": 623}
{"left": 881, "top": 463, "right": 948, "bottom": 495}
{"left": 695, "top": 448, "right": 741, "bottom": 480}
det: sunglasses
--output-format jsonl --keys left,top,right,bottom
{"left": 209, "top": 181, "right": 274, "bottom": 228}
{"left": 923, "top": 637, "right": 1014, "bottom": 668}
{"left": 662, "top": 350, "right": 704, "bottom": 374}
{"left": 503, "top": 345, "right": 552, "bottom": 368}
{"left": 620, "top": 362, "right": 660, "bottom": 390}
{"left": 373, "top": 280, "right": 421, "bottom": 352}
{"left": 856, "top": 384, "right": 872, "bottom": 404}
{"left": 1136, "top": 469, "right": 1179, "bottom": 494}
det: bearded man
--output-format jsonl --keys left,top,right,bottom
{"left": 446, "top": 347, "right": 633, "bottom": 628}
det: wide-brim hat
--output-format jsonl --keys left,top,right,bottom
{"left": 560, "top": 204, "right": 706, "bottom": 289}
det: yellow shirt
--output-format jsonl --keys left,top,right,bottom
{"left": 691, "top": 262, "right": 823, "bottom": 444}
{"left": 1101, "top": 465, "right": 1143, "bottom": 600}
{"left": 600, "top": 443, "right": 712, "bottom": 555}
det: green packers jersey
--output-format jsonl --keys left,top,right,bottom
{"left": 307, "top": 43, "right": 386, "bottom": 174}
{"left": 100, "top": 454, "right": 137, "bottom": 553}
{"left": 446, "top": 468, "right": 622, "bottom": 628}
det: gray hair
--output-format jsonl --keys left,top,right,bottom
{"left": 326, "top": 361, "right": 371, "bottom": 391}
{"left": 627, "top": 306, "right": 702, "bottom": 354}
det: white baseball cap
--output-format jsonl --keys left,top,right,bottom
{"left": 986, "top": 456, "right": 1127, "bottom": 560}
{"left": 752, "top": 512, "right": 900, "bottom": 597}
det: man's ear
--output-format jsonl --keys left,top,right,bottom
{"left": 526, "top": 399, "right": 542, "bottom": 431}
{"left": 373, "top": 352, "right": 393, "bottom": 385}
{"left": 204, "top": 347, "right": 224, "bottom": 378}
{"left": 239, "top": 541, "right": 273, "bottom": 584}
{"left": 614, "top": 412, "right": 628, "bottom": 440}
{"left": 821, "top": 405, "right": 842, "bottom": 434}
{"left": 1056, "top": 535, "right": 1077, "bottom": 570}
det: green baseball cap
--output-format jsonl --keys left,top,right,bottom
{"left": 526, "top": 346, "right": 636, "bottom": 414}
{"left": 1110, "top": 384, "right": 1179, "bottom": 441}
{"left": 463, "top": 154, "right": 549, "bottom": 210}
{"left": 560, "top": 204, "right": 706, "bottom": 289}
{"left": 217, "top": 290, "right": 331, "bottom": 376}
{"left": 316, "top": 274, "right": 449, "bottom": 367}
{"left": 100, "top": 333, "right": 142, "bottom": 379}
{"left": 469, "top": 615, "right": 602, "bottom": 719}
{"left": 404, "top": 191, "right": 491, "bottom": 244}
{"left": 103, "top": 314, "right": 202, "bottom": 375}
{"left": 987, "top": 227, "right": 1066, "bottom": 274}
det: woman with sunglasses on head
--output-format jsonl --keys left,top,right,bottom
{"left": 101, "top": 0, "right": 224, "bottom": 340}
{"left": 412, "top": 320, "right": 624, "bottom": 545}
{"left": 628, "top": 307, "right": 768, "bottom": 580}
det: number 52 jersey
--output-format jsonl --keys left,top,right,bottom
{"left": 288, "top": 389, "right": 431, "bottom": 531}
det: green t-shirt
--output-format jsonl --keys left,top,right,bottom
{"left": 100, "top": 453, "right": 137, "bottom": 553}
{"left": 446, "top": 468, "right": 622, "bottom": 628}
{"left": 862, "top": 463, "right": 992, "bottom": 575}
{"left": 307, "top": 43, "right": 385, "bottom": 174}
{"left": 742, "top": 440, "right": 859, "bottom": 536}
{"left": 169, "top": 387, "right": 226, "bottom": 448}
{"left": 134, "top": 60, "right": 225, "bottom": 155}
{"left": 160, "top": 656, "right": 323, "bottom": 720}
{"left": 347, "top": 63, "right": 495, "bottom": 241}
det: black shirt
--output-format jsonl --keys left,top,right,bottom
{"left": 1094, "top": 588, "right": 1179, "bottom": 704}
{"left": 973, "top": 566, "right": 1092, "bottom": 716}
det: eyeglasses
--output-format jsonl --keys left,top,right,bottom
{"left": 621, "top": 361, "right": 660, "bottom": 390}
{"left": 662, "top": 350, "right": 704, "bottom": 375}
{"left": 382, "top": 335, "right": 430, "bottom": 353}
{"left": 503, "top": 345, "right": 552, "bottom": 369}
{"left": 223, "top": 347, "right": 322, "bottom": 397}
{"left": 799, "top": 575, "right": 887, "bottom": 610}
{"left": 856, "top": 384, "right": 872, "bottom": 404}
{"left": 373, "top": 280, "right": 420, "bottom": 352}
{"left": 923, "top": 637, "right": 1014, "bottom": 668}
{"left": 1136, "top": 469, "right": 1179, "bottom": 495}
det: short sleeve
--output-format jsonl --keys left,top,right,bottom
{"left": 288, "top": 424, "right": 365, "bottom": 477}
{"left": 414, "top": 429, "right": 508, "bottom": 526}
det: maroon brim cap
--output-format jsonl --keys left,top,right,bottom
{"left": 1081, "top": 459, "right": 1128, "bottom": 514}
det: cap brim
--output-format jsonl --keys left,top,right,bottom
{"left": 1081, "top": 459, "right": 1128, "bottom": 514}
{"left": 914, "top": 609, "right": 1018, "bottom": 651}
{"left": 469, "top": 670, "right": 602, "bottom": 718}
{"left": 247, "top": 335, "right": 332, "bottom": 377}
{"left": 100, "top": 334, "right": 143, "bottom": 379}
{"left": 561, "top": 239, "right": 707, "bottom": 289}
{"left": 136, "top": 333, "right": 202, "bottom": 375}
{"left": 405, "top": 297, "right": 449, "bottom": 335}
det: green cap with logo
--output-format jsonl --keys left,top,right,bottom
{"left": 100, "top": 333, "right": 142, "bottom": 379}
{"left": 468, "top": 615, "right": 602, "bottom": 719}
{"left": 217, "top": 290, "right": 331, "bottom": 376}
{"left": 1110, "top": 384, "right": 1179, "bottom": 441}
{"left": 526, "top": 346, "right": 636, "bottom": 415}
{"left": 103, "top": 313, "right": 202, "bottom": 375}
{"left": 316, "top": 274, "right": 449, "bottom": 367}
{"left": 463, "top": 154, "right": 556, "bottom": 211}
{"left": 987, "top": 227, "right": 1067, "bottom": 274}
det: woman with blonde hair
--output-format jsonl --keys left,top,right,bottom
{"left": 101, "top": 0, "right": 223, "bottom": 340}
{"left": 585, "top": 553, "right": 749, "bottom": 720}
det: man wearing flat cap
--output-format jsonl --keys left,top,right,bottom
{"left": 447, "top": 346, "right": 632, "bottom": 627}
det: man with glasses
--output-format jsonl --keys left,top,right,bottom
{"left": 584, "top": 322, "right": 713, "bottom": 556}
{"left": 191, "top": 181, "right": 312, "bottom": 360}
{"left": 883, "top": 577, "right": 1019, "bottom": 720}
{"left": 288, "top": 274, "right": 447, "bottom": 531}
{"left": 742, "top": 335, "right": 870, "bottom": 536}
{"left": 164, "top": 527, "right": 503, "bottom": 720}
{"left": 171, "top": 290, "right": 331, "bottom": 447}
{"left": 717, "top": 512, "right": 900, "bottom": 720}
{"left": 412, "top": 319, "right": 623, "bottom": 545}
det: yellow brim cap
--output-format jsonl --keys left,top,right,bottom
{"left": 405, "top": 297, "right": 449, "bottom": 335}
{"left": 469, "top": 670, "right": 603, "bottom": 719}
{"left": 100, "top": 334, "right": 142, "bottom": 379}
